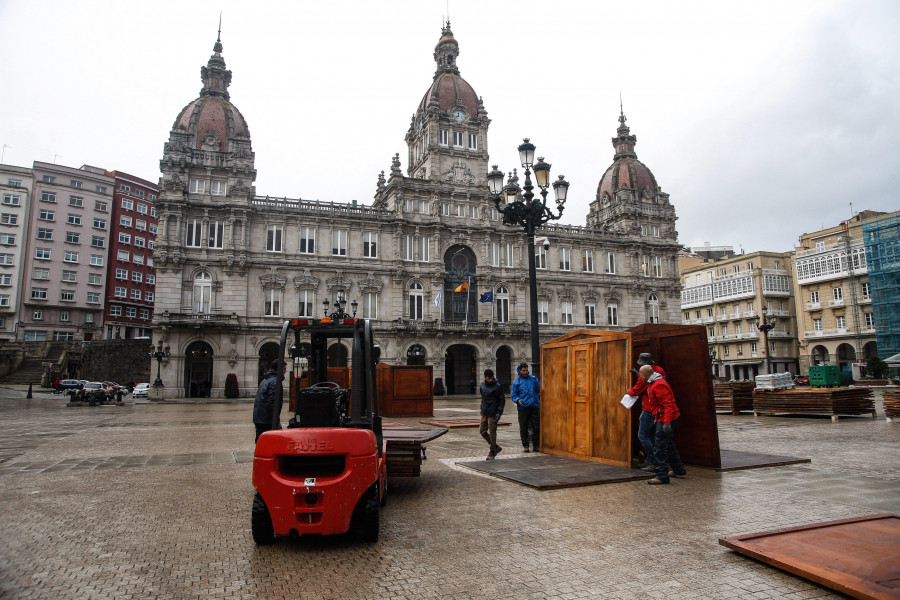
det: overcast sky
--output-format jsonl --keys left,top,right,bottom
{"left": 2, "top": 0, "right": 898, "bottom": 253}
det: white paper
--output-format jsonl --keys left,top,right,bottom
{"left": 620, "top": 393, "right": 638, "bottom": 409}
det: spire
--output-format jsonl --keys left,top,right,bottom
{"left": 200, "top": 23, "right": 232, "bottom": 99}
{"left": 433, "top": 20, "right": 460, "bottom": 77}
{"left": 612, "top": 100, "right": 637, "bottom": 159}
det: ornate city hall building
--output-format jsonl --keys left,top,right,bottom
{"left": 152, "top": 25, "right": 681, "bottom": 398}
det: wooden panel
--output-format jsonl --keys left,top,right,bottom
{"left": 628, "top": 323, "right": 722, "bottom": 469}
{"left": 720, "top": 513, "right": 900, "bottom": 600}
{"left": 377, "top": 365, "right": 434, "bottom": 418}
{"left": 591, "top": 337, "right": 630, "bottom": 466}
{"left": 541, "top": 330, "right": 631, "bottom": 467}
{"left": 540, "top": 345, "right": 570, "bottom": 454}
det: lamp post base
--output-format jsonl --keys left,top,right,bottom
{"left": 150, "top": 384, "right": 166, "bottom": 402}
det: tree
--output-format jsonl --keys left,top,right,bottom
{"left": 865, "top": 357, "right": 889, "bottom": 380}
{"left": 225, "top": 373, "right": 240, "bottom": 398}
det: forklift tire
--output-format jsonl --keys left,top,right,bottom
{"left": 361, "top": 492, "right": 379, "bottom": 543}
{"left": 251, "top": 492, "right": 275, "bottom": 545}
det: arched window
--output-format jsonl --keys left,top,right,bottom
{"left": 193, "top": 272, "right": 211, "bottom": 314}
{"left": 409, "top": 282, "right": 424, "bottom": 320}
{"left": 407, "top": 344, "right": 426, "bottom": 366}
{"left": 647, "top": 293, "right": 659, "bottom": 324}
{"left": 496, "top": 286, "right": 509, "bottom": 323}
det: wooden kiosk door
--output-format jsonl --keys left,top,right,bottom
{"left": 571, "top": 344, "right": 591, "bottom": 455}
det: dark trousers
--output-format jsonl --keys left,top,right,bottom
{"left": 652, "top": 418, "right": 686, "bottom": 482}
{"left": 479, "top": 416, "right": 500, "bottom": 453}
{"left": 517, "top": 406, "right": 540, "bottom": 450}
{"left": 255, "top": 423, "right": 273, "bottom": 442}
{"left": 637, "top": 410, "right": 657, "bottom": 464}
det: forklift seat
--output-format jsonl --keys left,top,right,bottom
{"left": 296, "top": 386, "right": 342, "bottom": 427}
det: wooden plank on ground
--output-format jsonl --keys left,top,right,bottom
{"left": 456, "top": 454, "right": 651, "bottom": 490}
{"left": 720, "top": 514, "right": 900, "bottom": 600}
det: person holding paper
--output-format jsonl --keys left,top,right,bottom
{"left": 639, "top": 364, "right": 687, "bottom": 485}
{"left": 623, "top": 353, "right": 666, "bottom": 470}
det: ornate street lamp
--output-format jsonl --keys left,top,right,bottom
{"left": 150, "top": 339, "right": 171, "bottom": 387}
{"left": 322, "top": 293, "right": 359, "bottom": 321}
{"left": 487, "top": 139, "right": 569, "bottom": 377}
{"left": 755, "top": 306, "right": 777, "bottom": 374}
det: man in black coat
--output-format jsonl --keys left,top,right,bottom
{"left": 479, "top": 369, "right": 505, "bottom": 460}
{"left": 253, "top": 359, "right": 286, "bottom": 442}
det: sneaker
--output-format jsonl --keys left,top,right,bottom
{"left": 494, "top": 446, "right": 502, "bottom": 456}
{"left": 532, "top": 447, "right": 540, "bottom": 453}
{"left": 668, "top": 470, "right": 686, "bottom": 478}
{"left": 523, "top": 448, "right": 530, "bottom": 453}
{"left": 486, "top": 452, "right": 495, "bottom": 460}
{"left": 647, "top": 477, "right": 669, "bottom": 485}
{"left": 641, "top": 464, "right": 656, "bottom": 472}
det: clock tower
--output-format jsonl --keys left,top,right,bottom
{"left": 403, "top": 22, "right": 490, "bottom": 187}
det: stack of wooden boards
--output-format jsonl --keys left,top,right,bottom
{"left": 883, "top": 390, "right": 900, "bottom": 422}
{"left": 383, "top": 425, "right": 447, "bottom": 478}
{"left": 752, "top": 387, "right": 875, "bottom": 421}
{"left": 714, "top": 382, "right": 756, "bottom": 414}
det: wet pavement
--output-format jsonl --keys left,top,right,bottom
{"left": 1, "top": 385, "right": 898, "bottom": 599}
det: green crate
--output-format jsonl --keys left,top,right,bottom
{"left": 809, "top": 365, "right": 840, "bottom": 387}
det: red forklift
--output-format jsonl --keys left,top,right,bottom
{"left": 251, "top": 309, "right": 386, "bottom": 544}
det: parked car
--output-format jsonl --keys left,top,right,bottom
{"left": 132, "top": 383, "right": 151, "bottom": 398}
{"left": 793, "top": 375, "right": 810, "bottom": 386}
{"left": 57, "top": 379, "right": 84, "bottom": 391}
{"left": 104, "top": 381, "right": 128, "bottom": 394}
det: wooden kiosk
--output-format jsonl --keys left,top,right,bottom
{"left": 540, "top": 330, "right": 632, "bottom": 467}
{"left": 539, "top": 324, "right": 722, "bottom": 469}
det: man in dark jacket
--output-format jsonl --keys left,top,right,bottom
{"left": 479, "top": 369, "right": 505, "bottom": 460}
{"left": 511, "top": 362, "right": 541, "bottom": 452}
{"left": 253, "top": 360, "right": 285, "bottom": 442}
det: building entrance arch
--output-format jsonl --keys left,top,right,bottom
{"left": 184, "top": 341, "right": 213, "bottom": 398}
{"left": 258, "top": 342, "right": 280, "bottom": 383}
{"left": 836, "top": 343, "right": 856, "bottom": 369}
{"left": 496, "top": 345, "right": 512, "bottom": 391}
{"left": 811, "top": 345, "right": 829, "bottom": 366}
{"left": 445, "top": 344, "right": 477, "bottom": 394}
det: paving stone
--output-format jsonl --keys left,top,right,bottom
{"left": 0, "top": 389, "right": 897, "bottom": 599}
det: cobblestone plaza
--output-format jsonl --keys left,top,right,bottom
{"left": 1, "top": 386, "right": 898, "bottom": 599}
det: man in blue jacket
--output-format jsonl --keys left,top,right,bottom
{"left": 511, "top": 363, "right": 541, "bottom": 452}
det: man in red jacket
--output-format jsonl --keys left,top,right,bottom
{"left": 639, "top": 365, "right": 687, "bottom": 485}
{"left": 625, "top": 353, "right": 666, "bottom": 470}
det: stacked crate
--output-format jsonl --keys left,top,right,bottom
{"left": 714, "top": 382, "right": 756, "bottom": 414}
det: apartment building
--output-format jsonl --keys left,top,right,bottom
{"left": 104, "top": 172, "right": 158, "bottom": 339}
{"left": 793, "top": 210, "right": 898, "bottom": 372}
{"left": 19, "top": 162, "right": 114, "bottom": 341}
{"left": 680, "top": 251, "right": 798, "bottom": 380}
{"left": 0, "top": 164, "right": 33, "bottom": 341}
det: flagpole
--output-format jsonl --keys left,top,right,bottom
{"left": 464, "top": 276, "right": 470, "bottom": 331}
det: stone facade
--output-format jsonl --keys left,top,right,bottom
{"left": 151, "top": 25, "right": 681, "bottom": 398}
{"left": 81, "top": 338, "right": 152, "bottom": 385}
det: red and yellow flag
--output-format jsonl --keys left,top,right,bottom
{"left": 453, "top": 280, "right": 469, "bottom": 293}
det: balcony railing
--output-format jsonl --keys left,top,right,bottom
{"left": 804, "top": 328, "right": 849, "bottom": 338}
{"left": 805, "top": 302, "right": 821, "bottom": 311}
{"left": 742, "top": 310, "right": 757, "bottom": 318}
{"left": 828, "top": 298, "right": 845, "bottom": 307}
{"left": 162, "top": 310, "right": 239, "bottom": 326}
{"left": 768, "top": 309, "right": 791, "bottom": 317}
{"left": 391, "top": 319, "right": 531, "bottom": 336}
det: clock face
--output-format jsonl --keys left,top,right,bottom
{"left": 452, "top": 110, "right": 465, "bottom": 122}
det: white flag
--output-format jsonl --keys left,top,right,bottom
{"left": 434, "top": 289, "right": 442, "bottom": 307}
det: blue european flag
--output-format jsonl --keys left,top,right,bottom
{"left": 479, "top": 291, "right": 494, "bottom": 303}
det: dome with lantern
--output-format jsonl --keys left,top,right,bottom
{"left": 595, "top": 110, "right": 661, "bottom": 205}
{"left": 416, "top": 22, "right": 483, "bottom": 120}
{"left": 169, "top": 33, "right": 251, "bottom": 152}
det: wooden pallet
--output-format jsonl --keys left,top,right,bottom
{"left": 714, "top": 382, "right": 755, "bottom": 414}
{"left": 883, "top": 390, "right": 900, "bottom": 422}
{"left": 752, "top": 387, "right": 875, "bottom": 422}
